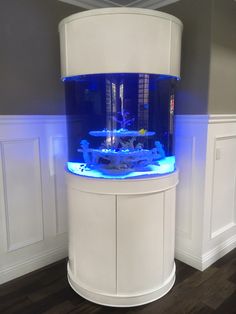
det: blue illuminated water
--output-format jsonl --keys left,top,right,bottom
{"left": 67, "top": 156, "right": 175, "bottom": 179}
{"left": 64, "top": 73, "right": 177, "bottom": 178}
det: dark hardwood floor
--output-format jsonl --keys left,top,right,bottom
{"left": 0, "top": 249, "right": 236, "bottom": 314}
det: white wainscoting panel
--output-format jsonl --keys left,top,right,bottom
{"left": 52, "top": 136, "right": 68, "bottom": 235}
{"left": 175, "top": 135, "right": 195, "bottom": 239}
{"left": 1, "top": 138, "right": 43, "bottom": 252}
{"left": 174, "top": 115, "right": 208, "bottom": 268}
{"left": 175, "top": 114, "right": 236, "bottom": 271}
{"left": 210, "top": 136, "right": 236, "bottom": 238}
{"left": 0, "top": 116, "right": 68, "bottom": 284}
{"left": 202, "top": 115, "right": 236, "bottom": 268}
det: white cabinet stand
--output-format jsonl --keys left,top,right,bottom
{"left": 66, "top": 171, "right": 178, "bottom": 307}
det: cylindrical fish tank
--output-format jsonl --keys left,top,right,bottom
{"left": 65, "top": 73, "right": 177, "bottom": 179}
{"left": 59, "top": 8, "right": 182, "bottom": 307}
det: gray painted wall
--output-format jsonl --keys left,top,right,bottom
{"left": 160, "top": 0, "right": 236, "bottom": 115}
{"left": 208, "top": 0, "right": 236, "bottom": 114}
{"left": 0, "top": 0, "right": 81, "bottom": 115}
{"left": 159, "top": 0, "right": 212, "bottom": 115}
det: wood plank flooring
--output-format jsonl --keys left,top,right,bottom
{"left": 0, "top": 249, "right": 235, "bottom": 314}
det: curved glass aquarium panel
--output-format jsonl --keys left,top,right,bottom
{"left": 64, "top": 73, "right": 178, "bottom": 179}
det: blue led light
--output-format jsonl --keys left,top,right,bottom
{"left": 67, "top": 156, "right": 175, "bottom": 179}
{"left": 62, "top": 73, "right": 179, "bottom": 82}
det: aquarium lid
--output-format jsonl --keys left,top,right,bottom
{"left": 59, "top": 7, "right": 183, "bottom": 78}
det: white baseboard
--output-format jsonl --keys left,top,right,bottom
{"left": 175, "top": 234, "right": 236, "bottom": 271}
{"left": 0, "top": 246, "right": 68, "bottom": 285}
{"left": 175, "top": 249, "right": 203, "bottom": 271}
{"left": 202, "top": 234, "right": 236, "bottom": 270}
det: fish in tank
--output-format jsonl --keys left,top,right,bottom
{"left": 64, "top": 73, "right": 178, "bottom": 179}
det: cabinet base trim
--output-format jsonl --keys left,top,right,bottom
{"left": 68, "top": 263, "right": 176, "bottom": 307}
